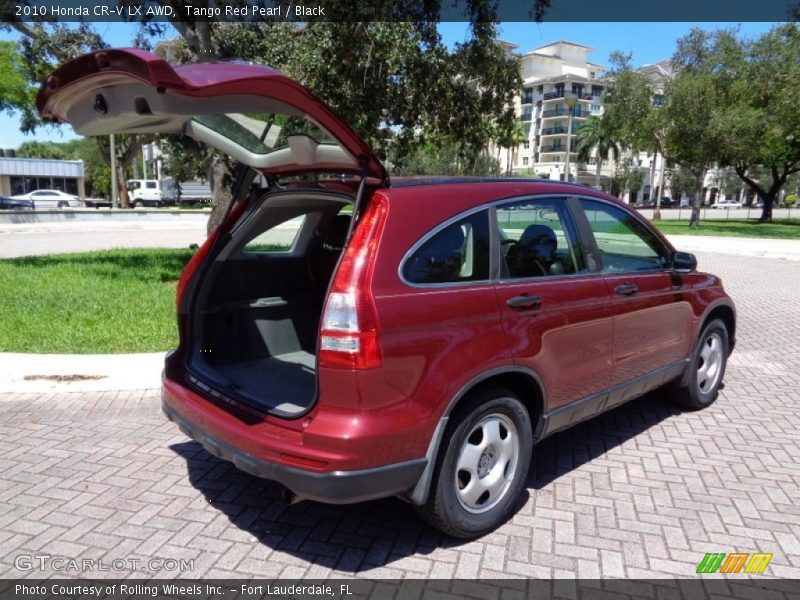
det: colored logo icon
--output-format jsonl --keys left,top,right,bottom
{"left": 696, "top": 552, "right": 773, "bottom": 574}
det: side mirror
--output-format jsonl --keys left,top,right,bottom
{"left": 672, "top": 251, "right": 697, "bottom": 273}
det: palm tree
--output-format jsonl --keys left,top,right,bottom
{"left": 500, "top": 121, "right": 527, "bottom": 177}
{"left": 574, "top": 116, "right": 620, "bottom": 190}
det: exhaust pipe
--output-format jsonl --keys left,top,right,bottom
{"left": 282, "top": 488, "right": 305, "bottom": 506}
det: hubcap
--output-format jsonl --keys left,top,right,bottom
{"left": 697, "top": 332, "right": 723, "bottom": 393}
{"left": 455, "top": 413, "right": 519, "bottom": 514}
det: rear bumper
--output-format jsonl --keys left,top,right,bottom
{"left": 162, "top": 390, "right": 427, "bottom": 505}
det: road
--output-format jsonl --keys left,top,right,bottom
{"left": 0, "top": 220, "right": 300, "bottom": 259}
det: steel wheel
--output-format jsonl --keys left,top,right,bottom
{"left": 417, "top": 390, "right": 532, "bottom": 539}
{"left": 697, "top": 332, "right": 723, "bottom": 393}
{"left": 455, "top": 413, "right": 520, "bottom": 514}
{"left": 668, "top": 318, "right": 730, "bottom": 410}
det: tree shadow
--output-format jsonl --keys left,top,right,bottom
{"left": 170, "top": 388, "right": 682, "bottom": 573}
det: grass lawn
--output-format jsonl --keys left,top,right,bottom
{"left": 0, "top": 248, "right": 193, "bottom": 354}
{"left": 651, "top": 218, "right": 800, "bottom": 239}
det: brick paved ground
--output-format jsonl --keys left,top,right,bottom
{"left": 1, "top": 251, "right": 798, "bottom": 580}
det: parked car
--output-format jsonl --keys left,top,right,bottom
{"left": 712, "top": 199, "right": 741, "bottom": 209}
{"left": 0, "top": 194, "right": 34, "bottom": 210}
{"left": 38, "top": 48, "right": 738, "bottom": 539}
{"left": 658, "top": 196, "right": 676, "bottom": 208}
{"left": 10, "top": 189, "right": 79, "bottom": 208}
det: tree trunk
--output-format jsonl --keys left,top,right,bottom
{"left": 688, "top": 169, "right": 706, "bottom": 228}
{"left": 653, "top": 152, "right": 666, "bottom": 222}
{"left": 206, "top": 156, "right": 236, "bottom": 235}
{"left": 759, "top": 192, "right": 775, "bottom": 223}
{"left": 594, "top": 158, "right": 601, "bottom": 190}
{"left": 116, "top": 167, "right": 129, "bottom": 209}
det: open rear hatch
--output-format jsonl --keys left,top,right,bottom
{"left": 38, "top": 48, "right": 388, "bottom": 418}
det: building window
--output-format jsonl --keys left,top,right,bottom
{"left": 523, "top": 140, "right": 530, "bottom": 149}
{"left": 591, "top": 85, "right": 603, "bottom": 97}
{"left": 522, "top": 157, "right": 529, "bottom": 166}
{"left": 590, "top": 72, "right": 596, "bottom": 80}
{"left": 521, "top": 107, "right": 533, "bottom": 122}
{"left": 653, "top": 94, "right": 665, "bottom": 107}
{"left": 591, "top": 104, "right": 602, "bottom": 115}
{"left": 522, "top": 88, "right": 533, "bottom": 104}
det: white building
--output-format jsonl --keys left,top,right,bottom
{"left": 498, "top": 40, "right": 609, "bottom": 185}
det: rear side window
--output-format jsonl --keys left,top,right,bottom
{"left": 403, "top": 211, "right": 490, "bottom": 285}
{"left": 243, "top": 216, "right": 305, "bottom": 253}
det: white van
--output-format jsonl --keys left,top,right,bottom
{"left": 126, "top": 179, "right": 176, "bottom": 207}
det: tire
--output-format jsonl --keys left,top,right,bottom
{"left": 417, "top": 388, "right": 533, "bottom": 539}
{"left": 133, "top": 200, "right": 143, "bottom": 209}
{"left": 57, "top": 201, "right": 68, "bottom": 208}
{"left": 670, "top": 318, "right": 729, "bottom": 410}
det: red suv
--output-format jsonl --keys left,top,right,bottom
{"left": 39, "top": 50, "right": 736, "bottom": 538}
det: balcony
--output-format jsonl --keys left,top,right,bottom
{"left": 540, "top": 145, "right": 565, "bottom": 153}
{"left": 541, "top": 125, "right": 579, "bottom": 136}
{"left": 542, "top": 91, "right": 594, "bottom": 101}
{"left": 542, "top": 108, "right": 590, "bottom": 119}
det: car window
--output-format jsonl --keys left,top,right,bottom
{"left": 403, "top": 210, "right": 491, "bottom": 285}
{"left": 146, "top": 182, "right": 157, "bottom": 189}
{"left": 580, "top": 199, "right": 669, "bottom": 272}
{"left": 34, "top": 192, "right": 57, "bottom": 197}
{"left": 496, "top": 198, "right": 585, "bottom": 278}
{"left": 243, "top": 216, "right": 305, "bottom": 253}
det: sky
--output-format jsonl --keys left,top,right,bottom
{"left": 0, "top": 20, "right": 782, "bottom": 150}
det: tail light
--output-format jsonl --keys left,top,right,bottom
{"left": 319, "top": 196, "right": 388, "bottom": 369}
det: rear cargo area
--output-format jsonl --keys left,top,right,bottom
{"left": 186, "top": 192, "right": 352, "bottom": 417}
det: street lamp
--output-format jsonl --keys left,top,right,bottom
{"left": 563, "top": 94, "right": 579, "bottom": 183}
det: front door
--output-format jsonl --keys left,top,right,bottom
{"left": 576, "top": 198, "right": 695, "bottom": 387}
{"left": 494, "top": 197, "right": 613, "bottom": 414}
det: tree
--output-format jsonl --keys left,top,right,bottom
{"left": 612, "top": 156, "right": 645, "bottom": 202}
{"left": 5, "top": 11, "right": 527, "bottom": 222}
{"left": 135, "top": 14, "right": 523, "bottom": 231}
{"left": 498, "top": 121, "right": 527, "bottom": 176}
{"left": 1, "top": 22, "right": 156, "bottom": 207}
{"left": 390, "top": 138, "right": 500, "bottom": 177}
{"left": 601, "top": 52, "right": 672, "bottom": 218}
{"left": 0, "top": 41, "right": 33, "bottom": 122}
{"left": 668, "top": 165, "right": 702, "bottom": 203}
{"left": 15, "top": 141, "right": 67, "bottom": 159}
{"left": 574, "top": 116, "right": 620, "bottom": 191}
{"left": 707, "top": 24, "right": 800, "bottom": 222}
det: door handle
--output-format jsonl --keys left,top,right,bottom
{"left": 614, "top": 283, "right": 638, "bottom": 295}
{"left": 506, "top": 294, "right": 542, "bottom": 310}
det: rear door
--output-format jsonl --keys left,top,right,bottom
{"left": 494, "top": 197, "right": 613, "bottom": 415}
{"left": 576, "top": 197, "right": 695, "bottom": 386}
{"left": 37, "top": 48, "right": 387, "bottom": 186}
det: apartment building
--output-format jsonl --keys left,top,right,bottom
{"left": 498, "top": 40, "right": 610, "bottom": 185}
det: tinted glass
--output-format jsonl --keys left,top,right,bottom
{"left": 243, "top": 216, "right": 305, "bottom": 253}
{"left": 496, "top": 198, "right": 584, "bottom": 278}
{"left": 580, "top": 199, "right": 669, "bottom": 272}
{"left": 404, "top": 211, "right": 491, "bottom": 284}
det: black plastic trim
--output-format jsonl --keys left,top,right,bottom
{"left": 163, "top": 399, "right": 427, "bottom": 504}
{"left": 540, "top": 359, "right": 689, "bottom": 438}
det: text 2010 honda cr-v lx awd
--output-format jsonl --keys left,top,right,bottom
{"left": 39, "top": 49, "right": 736, "bottom": 538}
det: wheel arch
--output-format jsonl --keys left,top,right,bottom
{"left": 405, "top": 365, "right": 545, "bottom": 505}
{"left": 701, "top": 300, "right": 736, "bottom": 352}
